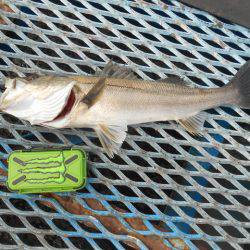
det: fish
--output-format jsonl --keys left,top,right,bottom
{"left": 0, "top": 61, "right": 249, "bottom": 157}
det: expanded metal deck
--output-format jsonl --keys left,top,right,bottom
{"left": 0, "top": 0, "right": 249, "bottom": 249}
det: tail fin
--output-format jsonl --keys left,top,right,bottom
{"left": 228, "top": 60, "right": 250, "bottom": 108}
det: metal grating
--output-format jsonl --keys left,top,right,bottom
{"left": 0, "top": 0, "right": 249, "bottom": 249}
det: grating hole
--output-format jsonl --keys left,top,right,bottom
{"left": 40, "top": 47, "right": 59, "bottom": 57}
{"left": 141, "top": 127, "right": 163, "bottom": 138}
{"left": 38, "top": 7, "right": 58, "bottom": 17}
{"left": 128, "top": 155, "right": 151, "bottom": 167}
{"left": 151, "top": 8, "right": 170, "bottom": 18}
{"left": 83, "top": 13, "right": 102, "bottom": 23}
{"left": 95, "top": 239, "right": 117, "bottom": 250}
{"left": 53, "top": 219, "right": 76, "bottom": 231}
{"left": 132, "top": 202, "right": 155, "bottom": 214}
{"left": 122, "top": 170, "right": 144, "bottom": 182}
{"left": 75, "top": 25, "right": 94, "bottom": 35}
{"left": 0, "top": 128, "right": 15, "bottom": 139}
{"left": 61, "top": 49, "right": 82, "bottom": 60}
{"left": 35, "top": 200, "right": 57, "bottom": 213}
{"left": 113, "top": 42, "right": 132, "bottom": 51}
{"left": 204, "top": 208, "right": 228, "bottom": 221}
{"left": 61, "top": 10, "right": 79, "bottom": 20}
{"left": 105, "top": 15, "right": 123, "bottom": 25}
{"left": 18, "top": 233, "right": 42, "bottom": 247}
{"left": 1, "top": 214, "right": 25, "bottom": 228}
{"left": 233, "top": 195, "right": 250, "bottom": 207}
{"left": 161, "top": 34, "right": 181, "bottom": 44}
{"left": 76, "top": 64, "right": 95, "bottom": 74}
{"left": 46, "top": 34, "right": 67, "bottom": 44}
{"left": 226, "top": 42, "right": 243, "bottom": 51}
{"left": 22, "top": 33, "right": 43, "bottom": 44}
{"left": 9, "top": 198, "right": 33, "bottom": 211}
{"left": 210, "top": 193, "right": 233, "bottom": 205}
{"left": 40, "top": 132, "right": 63, "bottom": 143}
{"left": 135, "top": 141, "right": 157, "bottom": 152}
{"left": 69, "top": 37, "right": 88, "bottom": 48}
{"left": 164, "top": 190, "right": 185, "bottom": 201}
{"left": 159, "top": 143, "right": 180, "bottom": 154}
{"left": 183, "top": 37, "right": 201, "bottom": 46}
{"left": 2, "top": 30, "right": 22, "bottom": 40}
{"left": 98, "top": 168, "right": 121, "bottom": 180}
{"left": 198, "top": 224, "right": 220, "bottom": 236}
{"left": 9, "top": 18, "right": 29, "bottom": 27}
{"left": 227, "top": 210, "right": 250, "bottom": 222}
{"left": 97, "top": 27, "right": 117, "bottom": 37}
{"left": 165, "top": 129, "right": 186, "bottom": 140}
{"left": 169, "top": 175, "right": 192, "bottom": 186}
{"left": 177, "top": 48, "right": 197, "bottom": 59}
{"left": 172, "top": 61, "right": 192, "bottom": 71}
{"left": 0, "top": 43, "right": 15, "bottom": 52}
{"left": 139, "top": 187, "right": 162, "bottom": 199}
{"left": 140, "top": 32, "right": 160, "bottom": 42}
{"left": 216, "top": 241, "right": 236, "bottom": 250}
{"left": 26, "top": 216, "right": 50, "bottom": 229}
{"left": 69, "top": 0, "right": 86, "bottom": 8}
{"left": 191, "top": 240, "right": 213, "bottom": 250}
{"left": 10, "top": 58, "right": 30, "bottom": 68}
{"left": 32, "top": 60, "right": 53, "bottom": 70}
{"left": 49, "top": 0, "right": 65, "bottom": 6}
{"left": 187, "top": 191, "right": 209, "bottom": 203}
{"left": 110, "top": 4, "right": 129, "bottom": 13}
{"left": 187, "top": 24, "right": 206, "bottom": 34}
{"left": 156, "top": 46, "right": 175, "bottom": 56}
{"left": 83, "top": 51, "right": 104, "bottom": 62}
{"left": 92, "top": 183, "right": 113, "bottom": 195}
{"left": 31, "top": 20, "right": 51, "bottom": 30}
{"left": 108, "top": 200, "right": 131, "bottom": 213}
{"left": 44, "top": 235, "right": 68, "bottom": 248}
{"left": 91, "top": 39, "right": 110, "bottom": 49}
{"left": 146, "top": 172, "right": 168, "bottom": 184}
{"left": 118, "top": 30, "right": 138, "bottom": 40}
{"left": 0, "top": 199, "right": 8, "bottom": 209}
{"left": 147, "top": 20, "right": 164, "bottom": 30}
{"left": 152, "top": 157, "right": 174, "bottom": 169}
{"left": 159, "top": 205, "right": 177, "bottom": 216}
{"left": 106, "top": 54, "right": 125, "bottom": 64}
{"left": 222, "top": 226, "right": 245, "bottom": 238}
{"left": 55, "top": 62, "right": 76, "bottom": 72}
{"left": 115, "top": 185, "right": 138, "bottom": 197}
{"left": 77, "top": 221, "right": 101, "bottom": 233}
{"left": 0, "top": 232, "right": 16, "bottom": 245}
{"left": 133, "top": 44, "right": 153, "bottom": 54}
{"left": 70, "top": 237, "right": 94, "bottom": 250}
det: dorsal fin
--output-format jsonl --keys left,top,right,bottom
{"left": 95, "top": 60, "right": 138, "bottom": 79}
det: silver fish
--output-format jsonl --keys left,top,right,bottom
{"left": 0, "top": 61, "right": 249, "bottom": 157}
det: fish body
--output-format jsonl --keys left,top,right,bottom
{"left": 0, "top": 61, "right": 249, "bottom": 157}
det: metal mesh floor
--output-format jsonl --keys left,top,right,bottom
{"left": 0, "top": 0, "right": 249, "bottom": 249}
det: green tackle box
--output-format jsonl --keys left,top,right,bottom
{"left": 7, "top": 148, "right": 87, "bottom": 194}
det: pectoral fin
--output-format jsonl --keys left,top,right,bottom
{"left": 81, "top": 77, "right": 106, "bottom": 108}
{"left": 177, "top": 112, "right": 206, "bottom": 135}
{"left": 95, "top": 124, "right": 127, "bottom": 158}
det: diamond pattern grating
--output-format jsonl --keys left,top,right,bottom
{"left": 0, "top": 0, "right": 249, "bottom": 249}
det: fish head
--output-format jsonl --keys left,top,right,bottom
{"left": 0, "top": 77, "right": 79, "bottom": 126}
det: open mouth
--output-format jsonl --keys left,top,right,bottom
{"left": 52, "top": 90, "right": 76, "bottom": 121}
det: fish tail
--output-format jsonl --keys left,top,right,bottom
{"left": 226, "top": 60, "right": 250, "bottom": 108}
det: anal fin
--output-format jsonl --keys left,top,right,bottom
{"left": 95, "top": 124, "right": 127, "bottom": 158}
{"left": 177, "top": 112, "right": 206, "bottom": 135}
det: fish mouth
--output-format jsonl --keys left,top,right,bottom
{"left": 50, "top": 89, "right": 76, "bottom": 122}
